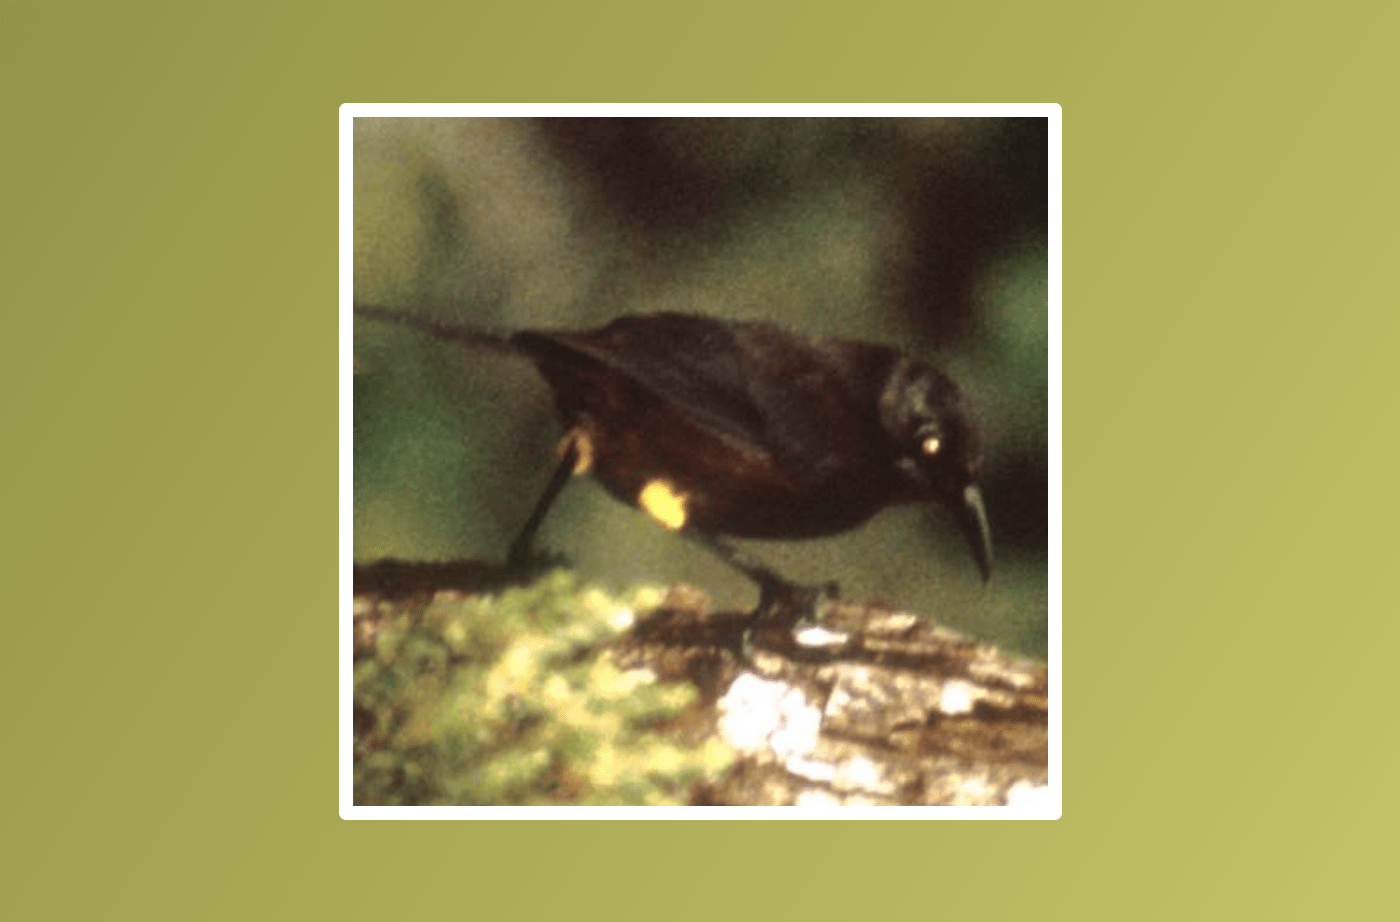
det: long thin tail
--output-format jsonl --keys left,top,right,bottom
{"left": 354, "top": 304, "right": 518, "bottom": 354}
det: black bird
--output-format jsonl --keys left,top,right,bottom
{"left": 355, "top": 306, "right": 992, "bottom": 628}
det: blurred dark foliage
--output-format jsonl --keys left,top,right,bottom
{"left": 536, "top": 117, "right": 1047, "bottom": 343}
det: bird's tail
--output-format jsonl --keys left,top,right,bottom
{"left": 354, "top": 304, "right": 518, "bottom": 354}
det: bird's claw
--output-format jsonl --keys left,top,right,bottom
{"left": 741, "top": 578, "right": 840, "bottom": 660}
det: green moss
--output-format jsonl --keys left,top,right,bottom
{"left": 353, "top": 572, "right": 733, "bottom": 806}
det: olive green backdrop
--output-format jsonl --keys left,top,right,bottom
{"left": 8, "top": 1, "right": 1392, "bottom": 920}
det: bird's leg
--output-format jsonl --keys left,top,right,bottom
{"left": 687, "top": 532, "right": 838, "bottom": 650}
{"left": 506, "top": 434, "right": 582, "bottom": 571}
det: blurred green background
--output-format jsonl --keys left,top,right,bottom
{"left": 352, "top": 117, "right": 1049, "bottom": 657}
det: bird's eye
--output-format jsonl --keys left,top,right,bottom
{"left": 916, "top": 423, "right": 943, "bottom": 457}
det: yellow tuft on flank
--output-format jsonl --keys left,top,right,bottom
{"left": 560, "top": 428, "right": 594, "bottom": 474}
{"left": 638, "top": 480, "right": 689, "bottom": 530}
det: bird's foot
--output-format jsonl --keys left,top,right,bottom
{"left": 741, "top": 578, "right": 840, "bottom": 660}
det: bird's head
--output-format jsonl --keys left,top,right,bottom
{"left": 879, "top": 357, "right": 994, "bottom": 582}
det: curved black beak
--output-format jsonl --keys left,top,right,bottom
{"left": 957, "top": 484, "right": 994, "bottom": 582}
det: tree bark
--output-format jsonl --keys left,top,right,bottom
{"left": 614, "top": 585, "right": 1049, "bottom": 807}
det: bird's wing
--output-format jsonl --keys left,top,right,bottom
{"left": 515, "top": 314, "right": 885, "bottom": 487}
{"left": 513, "top": 313, "right": 775, "bottom": 451}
